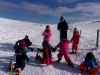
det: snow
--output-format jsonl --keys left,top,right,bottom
{"left": 0, "top": 17, "right": 100, "bottom": 75}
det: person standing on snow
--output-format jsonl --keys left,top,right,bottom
{"left": 53, "top": 38, "right": 74, "bottom": 67}
{"left": 57, "top": 16, "right": 68, "bottom": 40}
{"left": 42, "top": 25, "right": 52, "bottom": 45}
{"left": 70, "top": 29, "right": 80, "bottom": 54}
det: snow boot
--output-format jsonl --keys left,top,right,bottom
{"left": 74, "top": 51, "right": 78, "bottom": 54}
{"left": 55, "top": 58, "right": 61, "bottom": 64}
{"left": 71, "top": 50, "right": 75, "bottom": 54}
{"left": 68, "top": 61, "right": 74, "bottom": 68}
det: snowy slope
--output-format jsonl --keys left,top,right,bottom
{"left": 0, "top": 17, "right": 100, "bottom": 75}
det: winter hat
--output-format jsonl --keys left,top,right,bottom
{"left": 60, "top": 16, "right": 64, "bottom": 20}
{"left": 46, "top": 25, "right": 50, "bottom": 30}
{"left": 19, "top": 40, "right": 26, "bottom": 48}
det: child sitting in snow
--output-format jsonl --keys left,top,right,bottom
{"left": 12, "top": 40, "right": 29, "bottom": 72}
{"left": 70, "top": 28, "right": 80, "bottom": 54}
{"left": 79, "top": 52, "right": 99, "bottom": 75}
{"left": 54, "top": 38, "right": 74, "bottom": 67}
{"left": 36, "top": 41, "right": 54, "bottom": 65}
{"left": 42, "top": 25, "right": 52, "bottom": 44}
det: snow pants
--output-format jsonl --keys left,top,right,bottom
{"left": 57, "top": 50, "right": 70, "bottom": 62}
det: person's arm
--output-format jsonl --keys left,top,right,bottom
{"left": 55, "top": 42, "right": 61, "bottom": 50}
{"left": 14, "top": 40, "right": 21, "bottom": 49}
{"left": 27, "top": 39, "right": 32, "bottom": 46}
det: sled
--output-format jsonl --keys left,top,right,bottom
{"left": 7, "top": 59, "right": 20, "bottom": 75}
{"left": 79, "top": 62, "right": 86, "bottom": 74}
{"left": 87, "top": 66, "right": 100, "bottom": 75}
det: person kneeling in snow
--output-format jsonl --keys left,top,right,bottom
{"left": 36, "top": 41, "right": 54, "bottom": 66}
{"left": 12, "top": 40, "right": 29, "bottom": 72}
{"left": 79, "top": 52, "right": 99, "bottom": 75}
{"left": 54, "top": 38, "right": 74, "bottom": 67}
{"left": 14, "top": 35, "right": 33, "bottom": 52}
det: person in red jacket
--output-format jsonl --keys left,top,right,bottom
{"left": 71, "top": 30, "right": 80, "bottom": 54}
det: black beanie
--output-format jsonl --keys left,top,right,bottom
{"left": 60, "top": 16, "right": 64, "bottom": 20}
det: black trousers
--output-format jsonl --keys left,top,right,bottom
{"left": 60, "top": 30, "right": 67, "bottom": 40}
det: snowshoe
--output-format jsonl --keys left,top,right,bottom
{"left": 87, "top": 66, "right": 100, "bottom": 75}
{"left": 79, "top": 62, "right": 86, "bottom": 74}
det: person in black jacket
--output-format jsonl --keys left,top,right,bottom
{"left": 57, "top": 16, "right": 68, "bottom": 40}
{"left": 12, "top": 40, "right": 29, "bottom": 72}
{"left": 14, "top": 35, "right": 33, "bottom": 52}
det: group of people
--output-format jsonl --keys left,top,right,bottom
{"left": 12, "top": 16, "right": 99, "bottom": 75}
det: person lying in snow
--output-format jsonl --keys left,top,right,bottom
{"left": 36, "top": 41, "right": 55, "bottom": 66}
{"left": 12, "top": 40, "right": 29, "bottom": 72}
{"left": 79, "top": 52, "right": 99, "bottom": 75}
{"left": 53, "top": 38, "right": 74, "bottom": 67}
{"left": 14, "top": 35, "right": 33, "bottom": 52}
{"left": 70, "top": 29, "right": 80, "bottom": 54}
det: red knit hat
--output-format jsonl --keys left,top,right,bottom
{"left": 19, "top": 40, "right": 26, "bottom": 48}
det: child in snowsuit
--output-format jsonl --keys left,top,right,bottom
{"left": 54, "top": 38, "right": 74, "bottom": 67}
{"left": 71, "top": 30, "right": 80, "bottom": 54}
{"left": 42, "top": 25, "right": 52, "bottom": 44}
{"left": 36, "top": 41, "right": 53, "bottom": 65}
{"left": 12, "top": 40, "right": 29, "bottom": 72}
{"left": 79, "top": 52, "right": 99, "bottom": 75}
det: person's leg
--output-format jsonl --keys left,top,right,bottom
{"left": 56, "top": 52, "right": 63, "bottom": 63}
{"left": 64, "top": 52, "right": 70, "bottom": 62}
{"left": 72, "top": 43, "right": 75, "bottom": 53}
{"left": 38, "top": 56, "right": 46, "bottom": 64}
{"left": 15, "top": 63, "right": 25, "bottom": 72}
{"left": 75, "top": 45, "right": 78, "bottom": 54}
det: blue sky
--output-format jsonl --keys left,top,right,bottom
{"left": 0, "top": 0, "right": 100, "bottom": 24}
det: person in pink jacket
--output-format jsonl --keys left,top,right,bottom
{"left": 54, "top": 38, "right": 74, "bottom": 67}
{"left": 71, "top": 30, "right": 80, "bottom": 54}
{"left": 42, "top": 25, "right": 52, "bottom": 44}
